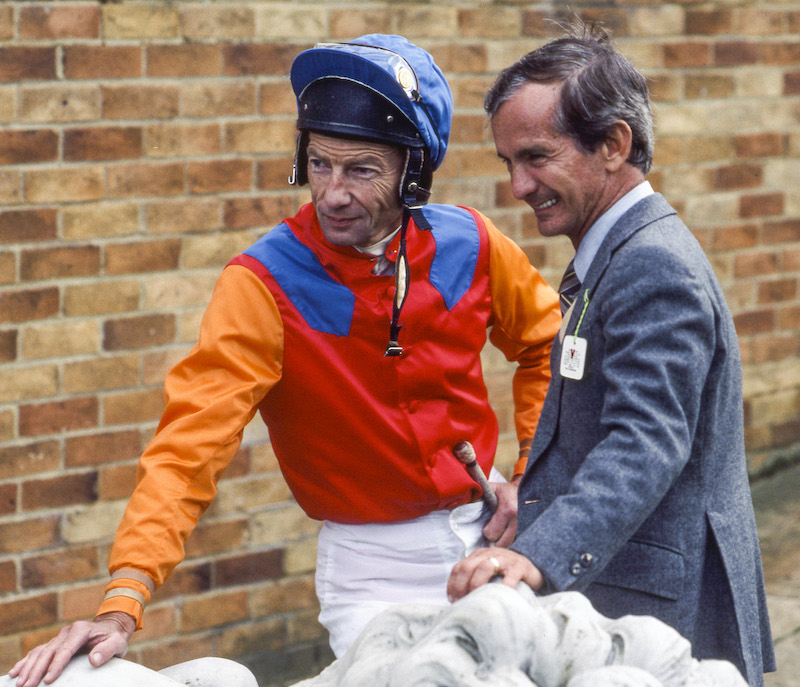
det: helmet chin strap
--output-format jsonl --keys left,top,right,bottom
{"left": 384, "top": 147, "right": 431, "bottom": 357}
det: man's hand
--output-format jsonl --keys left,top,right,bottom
{"left": 8, "top": 612, "right": 135, "bottom": 687}
{"left": 481, "top": 479, "right": 519, "bottom": 547}
{"left": 447, "top": 546, "right": 544, "bottom": 602}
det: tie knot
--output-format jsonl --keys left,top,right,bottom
{"left": 558, "top": 260, "right": 581, "bottom": 315}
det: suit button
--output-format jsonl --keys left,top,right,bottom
{"left": 580, "top": 552, "right": 594, "bottom": 567}
{"left": 570, "top": 563, "right": 582, "bottom": 576}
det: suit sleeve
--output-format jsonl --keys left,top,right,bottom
{"left": 96, "top": 265, "right": 284, "bottom": 627}
{"left": 480, "top": 213, "right": 561, "bottom": 476}
{"left": 511, "top": 241, "right": 718, "bottom": 591}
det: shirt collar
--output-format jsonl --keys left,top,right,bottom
{"left": 573, "top": 181, "right": 653, "bottom": 282}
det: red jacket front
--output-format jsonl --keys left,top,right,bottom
{"left": 235, "top": 202, "right": 497, "bottom": 522}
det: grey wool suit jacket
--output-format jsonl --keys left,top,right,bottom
{"left": 512, "top": 194, "right": 775, "bottom": 685}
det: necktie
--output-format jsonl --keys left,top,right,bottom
{"left": 558, "top": 259, "right": 581, "bottom": 315}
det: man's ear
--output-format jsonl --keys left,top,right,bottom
{"left": 602, "top": 120, "right": 633, "bottom": 172}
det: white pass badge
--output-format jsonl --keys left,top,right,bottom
{"left": 560, "top": 335, "right": 587, "bottom": 380}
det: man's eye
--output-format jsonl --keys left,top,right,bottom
{"left": 308, "top": 158, "right": 328, "bottom": 171}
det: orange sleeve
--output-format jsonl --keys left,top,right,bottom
{"left": 99, "top": 265, "right": 284, "bottom": 625}
{"left": 481, "top": 213, "right": 561, "bottom": 476}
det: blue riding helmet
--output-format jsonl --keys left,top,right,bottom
{"left": 289, "top": 34, "right": 453, "bottom": 205}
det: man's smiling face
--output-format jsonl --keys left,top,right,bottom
{"left": 491, "top": 81, "right": 614, "bottom": 250}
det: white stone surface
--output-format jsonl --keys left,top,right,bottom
{"left": 0, "top": 656, "right": 257, "bottom": 687}
{"left": 290, "top": 583, "right": 749, "bottom": 687}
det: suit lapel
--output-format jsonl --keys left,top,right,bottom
{"left": 528, "top": 193, "right": 677, "bottom": 466}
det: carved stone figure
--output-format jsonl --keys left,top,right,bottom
{"left": 1, "top": 584, "right": 747, "bottom": 687}
{"left": 290, "top": 584, "right": 748, "bottom": 687}
{"left": 0, "top": 656, "right": 257, "bottom": 687}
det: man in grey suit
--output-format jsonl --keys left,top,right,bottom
{"left": 448, "top": 23, "right": 775, "bottom": 686}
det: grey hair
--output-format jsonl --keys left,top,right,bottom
{"left": 485, "top": 22, "right": 654, "bottom": 174}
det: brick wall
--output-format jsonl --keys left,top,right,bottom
{"left": 1, "top": 1, "right": 799, "bottom": 685}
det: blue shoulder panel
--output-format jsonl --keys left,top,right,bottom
{"left": 244, "top": 224, "right": 354, "bottom": 337}
{"left": 423, "top": 204, "right": 480, "bottom": 310}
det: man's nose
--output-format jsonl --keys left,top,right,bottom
{"left": 324, "top": 168, "right": 351, "bottom": 205}
{"left": 509, "top": 165, "right": 537, "bottom": 201}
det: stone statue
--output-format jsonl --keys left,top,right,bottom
{"left": 0, "top": 656, "right": 257, "bottom": 687}
{"left": 290, "top": 583, "right": 747, "bottom": 687}
{"left": 1, "top": 584, "right": 746, "bottom": 687}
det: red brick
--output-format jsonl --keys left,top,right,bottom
{"left": 429, "top": 44, "right": 488, "bottom": 74}
{"left": 65, "top": 430, "right": 141, "bottom": 467}
{"left": 180, "top": 589, "right": 248, "bottom": 632}
{"left": 64, "top": 46, "right": 142, "bottom": 79}
{"left": 575, "top": 8, "right": 629, "bottom": 36}
{"left": 102, "top": 85, "right": 179, "bottom": 120}
{"left": 19, "top": 397, "right": 99, "bottom": 436}
{"left": 224, "top": 196, "right": 297, "bottom": 229}
{"left": 215, "top": 550, "right": 284, "bottom": 587}
{"left": 0, "top": 129, "right": 58, "bottom": 165}
{"left": 785, "top": 71, "right": 800, "bottom": 95}
{"left": 763, "top": 42, "right": 800, "bottom": 66}
{"left": 749, "top": 333, "right": 800, "bottom": 363}
{"left": 711, "top": 223, "right": 759, "bottom": 251}
{"left": 781, "top": 304, "right": 800, "bottom": 330}
{"left": 0, "top": 329, "right": 16, "bottom": 362}
{"left": 0, "top": 516, "right": 59, "bottom": 554}
{"left": 686, "top": 9, "right": 733, "bottom": 35}
{"left": 735, "top": 132, "right": 784, "bottom": 158}
{"left": 714, "top": 41, "right": 761, "bottom": 67}
{"left": 664, "top": 42, "right": 712, "bottom": 68}
{"left": 739, "top": 193, "right": 784, "bottom": 218}
{"left": 710, "top": 163, "right": 763, "bottom": 190}
{"left": 0, "top": 208, "right": 57, "bottom": 243}
{"left": 0, "top": 441, "right": 60, "bottom": 480}
{"left": 19, "top": 5, "right": 100, "bottom": 39}
{"left": 763, "top": 219, "right": 800, "bottom": 244}
{"left": 21, "top": 245, "right": 101, "bottom": 281}
{"left": 158, "top": 562, "right": 211, "bottom": 600}
{"left": 98, "top": 463, "right": 137, "bottom": 500}
{"left": 734, "top": 251, "right": 780, "bottom": 277}
{"left": 685, "top": 74, "right": 735, "bottom": 99}
{"left": 0, "top": 594, "right": 57, "bottom": 633}
{"left": 181, "top": 82, "right": 256, "bottom": 118}
{"left": 0, "top": 47, "right": 56, "bottom": 81}
{"left": 330, "top": 9, "right": 390, "bottom": 37}
{"left": 0, "top": 287, "right": 59, "bottom": 323}
{"left": 188, "top": 159, "right": 252, "bottom": 194}
{"left": 259, "top": 81, "right": 295, "bottom": 116}
{"left": 147, "top": 44, "right": 222, "bottom": 77}
{"left": 107, "top": 162, "right": 184, "bottom": 198}
{"left": 522, "top": 10, "right": 551, "bottom": 36}
{"left": 22, "top": 472, "right": 98, "bottom": 511}
{"left": 139, "top": 635, "right": 216, "bottom": 672}
{"left": 105, "top": 239, "right": 180, "bottom": 275}
{"left": 0, "top": 5, "right": 12, "bottom": 39}
{"left": 103, "top": 314, "right": 176, "bottom": 350}
{"left": 61, "top": 581, "right": 106, "bottom": 621}
{"left": 733, "top": 309, "right": 776, "bottom": 335}
{"left": 256, "top": 157, "right": 296, "bottom": 191}
{"left": 223, "top": 43, "right": 298, "bottom": 76}
{"left": 0, "top": 483, "right": 16, "bottom": 516}
{"left": 758, "top": 278, "right": 797, "bottom": 304}
{"left": 0, "top": 560, "right": 15, "bottom": 592}
{"left": 773, "top": 418, "right": 800, "bottom": 447}
{"left": 64, "top": 126, "right": 142, "bottom": 162}
{"left": 185, "top": 519, "right": 249, "bottom": 558}
{"left": 22, "top": 545, "right": 99, "bottom": 588}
